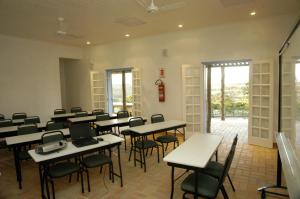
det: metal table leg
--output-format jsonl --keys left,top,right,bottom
{"left": 13, "top": 146, "right": 22, "bottom": 189}
{"left": 170, "top": 166, "right": 174, "bottom": 199}
{"left": 117, "top": 145, "right": 123, "bottom": 187}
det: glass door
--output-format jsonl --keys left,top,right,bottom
{"left": 107, "top": 68, "right": 132, "bottom": 114}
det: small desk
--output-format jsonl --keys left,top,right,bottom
{"left": 0, "top": 122, "right": 47, "bottom": 138}
{"left": 128, "top": 120, "right": 186, "bottom": 172}
{"left": 163, "top": 133, "right": 223, "bottom": 199}
{"left": 28, "top": 134, "right": 124, "bottom": 198}
{"left": 67, "top": 115, "right": 97, "bottom": 124}
{"left": 6, "top": 128, "right": 70, "bottom": 189}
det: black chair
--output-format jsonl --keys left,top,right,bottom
{"left": 96, "top": 113, "right": 112, "bottom": 134}
{"left": 151, "top": 114, "right": 179, "bottom": 157}
{"left": 117, "top": 110, "right": 129, "bottom": 119}
{"left": 12, "top": 112, "right": 27, "bottom": 120}
{"left": 24, "top": 116, "right": 40, "bottom": 125}
{"left": 16, "top": 124, "right": 39, "bottom": 183}
{"left": 128, "top": 117, "right": 160, "bottom": 172}
{"left": 54, "top": 109, "right": 66, "bottom": 115}
{"left": 92, "top": 109, "right": 104, "bottom": 115}
{"left": 42, "top": 131, "right": 84, "bottom": 199}
{"left": 181, "top": 135, "right": 238, "bottom": 199}
{"left": 71, "top": 107, "right": 82, "bottom": 113}
{"left": 0, "top": 114, "right": 4, "bottom": 120}
{"left": 75, "top": 111, "right": 88, "bottom": 117}
{"left": 46, "top": 121, "right": 65, "bottom": 131}
{"left": 200, "top": 134, "right": 238, "bottom": 192}
{"left": 0, "top": 119, "right": 13, "bottom": 127}
{"left": 76, "top": 125, "right": 114, "bottom": 192}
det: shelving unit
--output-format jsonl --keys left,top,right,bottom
{"left": 182, "top": 65, "right": 202, "bottom": 136}
{"left": 249, "top": 61, "right": 274, "bottom": 148}
{"left": 90, "top": 71, "right": 106, "bottom": 111}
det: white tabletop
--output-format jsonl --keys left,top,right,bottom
{"left": 0, "top": 122, "right": 47, "bottom": 135}
{"left": 51, "top": 113, "right": 75, "bottom": 119}
{"left": 163, "top": 133, "right": 223, "bottom": 168}
{"left": 28, "top": 134, "right": 124, "bottom": 163}
{"left": 95, "top": 117, "right": 136, "bottom": 127}
{"left": 68, "top": 115, "right": 96, "bottom": 123}
{"left": 6, "top": 128, "right": 70, "bottom": 146}
{"left": 129, "top": 120, "right": 186, "bottom": 135}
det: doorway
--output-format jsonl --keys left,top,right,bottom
{"left": 205, "top": 60, "right": 250, "bottom": 140}
{"left": 107, "top": 68, "right": 133, "bottom": 114}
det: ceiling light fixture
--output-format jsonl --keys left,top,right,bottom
{"left": 86, "top": 41, "right": 91, "bottom": 45}
{"left": 125, "top": 34, "right": 130, "bottom": 38}
{"left": 250, "top": 11, "right": 256, "bottom": 16}
{"left": 178, "top": 24, "right": 183, "bottom": 28}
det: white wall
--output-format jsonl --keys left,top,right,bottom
{"left": 0, "top": 34, "right": 83, "bottom": 121}
{"left": 86, "top": 14, "right": 297, "bottom": 124}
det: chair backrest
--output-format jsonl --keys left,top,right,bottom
{"left": 218, "top": 134, "right": 238, "bottom": 186}
{"left": 18, "top": 124, "right": 39, "bottom": 135}
{"left": 0, "top": 114, "right": 4, "bottom": 120}
{"left": 92, "top": 109, "right": 104, "bottom": 115}
{"left": 46, "top": 121, "right": 64, "bottom": 131}
{"left": 117, "top": 111, "right": 129, "bottom": 119}
{"left": 129, "top": 117, "right": 145, "bottom": 127}
{"left": 69, "top": 123, "right": 93, "bottom": 140}
{"left": 24, "top": 116, "right": 40, "bottom": 125}
{"left": 12, "top": 112, "right": 27, "bottom": 120}
{"left": 75, "top": 111, "right": 88, "bottom": 117}
{"left": 42, "top": 131, "right": 64, "bottom": 144}
{"left": 151, "top": 114, "right": 165, "bottom": 123}
{"left": 54, "top": 109, "right": 66, "bottom": 115}
{"left": 0, "top": 119, "right": 13, "bottom": 127}
{"left": 96, "top": 113, "right": 110, "bottom": 121}
{"left": 71, "top": 107, "right": 82, "bottom": 113}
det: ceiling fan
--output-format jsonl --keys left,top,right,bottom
{"left": 136, "top": 0, "right": 186, "bottom": 14}
{"left": 56, "top": 17, "right": 82, "bottom": 39}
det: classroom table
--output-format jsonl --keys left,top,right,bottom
{"left": 28, "top": 134, "right": 124, "bottom": 199}
{"left": 5, "top": 128, "right": 70, "bottom": 189}
{"left": 128, "top": 120, "right": 186, "bottom": 172}
{"left": 0, "top": 122, "right": 47, "bottom": 138}
{"left": 163, "top": 133, "right": 223, "bottom": 199}
{"left": 94, "top": 117, "right": 147, "bottom": 133}
{"left": 52, "top": 112, "right": 117, "bottom": 122}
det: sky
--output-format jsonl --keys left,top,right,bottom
{"left": 210, "top": 66, "right": 249, "bottom": 89}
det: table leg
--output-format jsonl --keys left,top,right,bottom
{"left": 142, "top": 136, "right": 146, "bottom": 172}
{"left": 216, "top": 150, "right": 218, "bottom": 162}
{"left": 117, "top": 145, "right": 123, "bottom": 187}
{"left": 183, "top": 127, "right": 186, "bottom": 141}
{"left": 13, "top": 146, "right": 22, "bottom": 189}
{"left": 38, "top": 164, "right": 46, "bottom": 199}
{"left": 170, "top": 166, "right": 174, "bottom": 199}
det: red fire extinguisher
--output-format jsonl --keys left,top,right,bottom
{"left": 155, "top": 79, "right": 165, "bottom": 102}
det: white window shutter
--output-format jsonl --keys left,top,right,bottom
{"left": 132, "top": 68, "right": 142, "bottom": 116}
{"left": 248, "top": 60, "right": 274, "bottom": 148}
{"left": 182, "top": 65, "right": 202, "bottom": 138}
{"left": 90, "top": 71, "right": 106, "bottom": 111}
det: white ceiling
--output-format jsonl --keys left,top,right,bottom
{"left": 0, "top": 0, "right": 299, "bottom": 46}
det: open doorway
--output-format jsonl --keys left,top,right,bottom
{"left": 205, "top": 60, "right": 250, "bottom": 140}
{"left": 107, "top": 68, "right": 133, "bottom": 114}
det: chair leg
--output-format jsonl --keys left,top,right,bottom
{"left": 150, "top": 147, "right": 154, "bottom": 155}
{"left": 220, "top": 185, "right": 229, "bottom": 199}
{"left": 134, "top": 147, "right": 137, "bottom": 167}
{"left": 111, "top": 163, "right": 114, "bottom": 183}
{"left": 80, "top": 170, "right": 84, "bottom": 193}
{"left": 77, "top": 172, "right": 79, "bottom": 182}
{"left": 45, "top": 176, "right": 50, "bottom": 199}
{"left": 124, "top": 135, "right": 127, "bottom": 150}
{"left": 86, "top": 169, "right": 90, "bottom": 192}
{"left": 161, "top": 143, "right": 165, "bottom": 157}
{"left": 165, "top": 143, "right": 168, "bottom": 151}
{"left": 139, "top": 148, "right": 143, "bottom": 168}
{"left": 146, "top": 148, "right": 149, "bottom": 157}
{"left": 50, "top": 179, "right": 55, "bottom": 199}
{"left": 157, "top": 146, "right": 160, "bottom": 163}
{"left": 129, "top": 145, "right": 133, "bottom": 161}
{"left": 227, "top": 174, "right": 235, "bottom": 192}
{"left": 68, "top": 174, "right": 72, "bottom": 183}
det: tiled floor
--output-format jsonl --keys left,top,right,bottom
{"left": 0, "top": 118, "right": 287, "bottom": 199}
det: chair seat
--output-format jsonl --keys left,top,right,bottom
{"left": 156, "top": 135, "right": 178, "bottom": 143}
{"left": 18, "top": 151, "right": 31, "bottom": 160}
{"left": 48, "top": 162, "right": 80, "bottom": 178}
{"left": 181, "top": 173, "right": 219, "bottom": 198}
{"left": 82, "top": 154, "right": 112, "bottom": 168}
{"left": 202, "top": 161, "right": 223, "bottom": 179}
{"left": 135, "top": 140, "right": 158, "bottom": 149}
